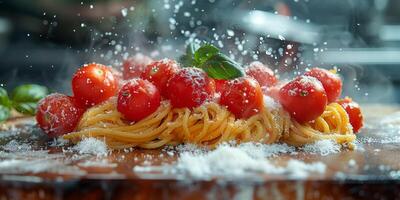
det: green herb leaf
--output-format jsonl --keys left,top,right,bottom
{"left": 0, "top": 105, "right": 10, "bottom": 122}
{"left": 0, "top": 88, "right": 11, "bottom": 122}
{"left": 12, "top": 102, "right": 37, "bottom": 115}
{"left": 194, "top": 44, "right": 220, "bottom": 65}
{"left": 11, "top": 84, "right": 48, "bottom": 115}
{"left": 179, "top": 42, "right": 201, "bottom": 67}
{"left": 11, "top": 84, "right": 48, "bottom": 103}
{"left": 199, "top": 53, "right": 244, "bottom": 79}
{"left": 180, "top": 42, "right": 244, "bottom": 79}
{"left": 0, "top": 88, "right": 11, "bottom": 108}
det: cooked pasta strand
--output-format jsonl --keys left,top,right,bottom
{"left": 63, "top": 99, "right": 355, "bottom": 149}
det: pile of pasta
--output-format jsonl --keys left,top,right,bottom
{"left": 35, "top": 47, "right": 362, "bottom": 150}
{"left": 63, "top": 97, "right": 355, "bottom": 149}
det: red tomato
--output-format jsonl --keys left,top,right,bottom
{"left": 220, "top": 77, "right": 263, "bottom": 119}
{"left": 140, "top": 59, "right": 179, "bottom": 97}
{"left": 122, "top": 54, "right": 153, "bottom": 80}
{"left": 245, "top": 61, "right": 278, "bottom": 88}
{"left": 337, "top": 97, "right": 363, "bottom": 133}
{"left": 214, "top": 79, "right": 228, "bottom": 94}
{"left": 117, "top": 79, "right": 161, "bottom": 122}
{"left": 279, "top": 76, "right": 327, "bottom": 123}
{"left": 36, "top": 94, "right": 85, "bottom": 137}
{"left": 304, "top": 68, "right": 342, "bottom": 103}
{"left": 166, "top": 68, "right": 215, "bottom": 109}
{"left": 72, "top": 63, "right": 119, "bottom": 107}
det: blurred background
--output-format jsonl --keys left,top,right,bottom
{"left": 0, "top": 0, "right": 399, "bottom": 103}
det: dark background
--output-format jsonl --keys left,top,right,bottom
{"left": 0, "top": 0, "right": 399, "bottom": 103}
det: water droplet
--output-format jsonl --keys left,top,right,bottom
{"left": 89, "top": 4, "right": 94, "bottom": 9}
{"left": 121, "top": 8, "right": 128, "bottom": 17}
{"left": 227, "top": 29, "right": 235, "bottom": 37}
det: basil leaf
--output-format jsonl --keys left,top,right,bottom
{"left": 0, "top": 88, "right": 11, "bottom": 108}
{"left": 11, "top": 84, "right": 48, "bottom": 115}
{"left": 0, "top": 105, "right": 10, "bottom": 122}
{"left": 12, "top": 102, "right": 37, "bottom": 115}
{"left": 11, "top": 84, "right": 48, "bottom": 103}
{"left": 199, "top": 53, "right": 244, "bottom": 79}
{"left": 179, "top": 42, "right": 201, "bottom": 67}
{"left": 0, "top": 88, "right": 11, "bottom": 122}
{"left": 179, "top": 55, "right": 195, "bottom": 67}
{"left": 194, "top": 44, "right": 220, "bottom": 65}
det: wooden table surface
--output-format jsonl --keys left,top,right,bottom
{"left": 0, "top": 104, "right": 399, "bottom": 200}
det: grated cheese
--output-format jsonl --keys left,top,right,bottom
{"left": 73, "top": 138, "right": 108, "bottom": 156}
{"left": 302, "top": 140, "right": 341, "bottom": 156}
{"left": 136, "top": 143, "right": 326, "bottom": 179}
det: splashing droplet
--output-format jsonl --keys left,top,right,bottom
{"left": 121, "top": 8, "right": 128, "bottom": 17}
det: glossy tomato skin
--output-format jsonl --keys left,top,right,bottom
{"left": 36, "top": 94, "right": 85, "bottom": 137}
{"left": 304, "top": 68, "right": 342, "bottom": 103}
{"left": 117, "top": 79, "right": 161, "bottom": 122}
{"left": 337, "top": 97, "right": 363, "bottom": 133}
{"left": 140, "top": 59, "right": 179, "bottom": 97}
{"left": 166, "top": 68, "right": 215, "bottom": 109}
{"left": 245, "top": 61, "right": 278, "bottom": 88}
{"left": 72, "top": 63, "right": 119, "bottom": 107}
{"left": 220, "top": 77, "right": 263, "bottom": 119}
{"left": 279, "top": 76, "right": 328, "bottom": 123}
{"left": 214, "top": 79, "right": 228, "bottom": 94}
{"left": 123, "top": 54, "right": 153, "bottom": 80}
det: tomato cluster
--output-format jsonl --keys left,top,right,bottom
{"left": 37, "top": 63, "right": 119, "bottom": 137}
{"left": 277, "top": 68, "right": 363, "bottom": 133}
{"left": 36, "top": 56, "right": 363, "bottom": 137}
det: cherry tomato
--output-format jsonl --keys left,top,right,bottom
{"left": 72, "top": 63, "right": 119, "bottom": 107}
{"left": 122, "top": 54, "right": 153, "bottom": 80}
{"left": 36, "top": 94, "right": 85, "bottom": 137}
{"left": 279, "top": 76, "right": 327, "bottom": 123}
{"left": 117, "top": 79, "right": 161, "bottom": 122}
{"left": 304, "top": 68, "right": 342, "bottom": 103}
{"left": 220, "top": 77, "right": 263, "bottom": 119}
{"left": 166, "top": 68, "right": 215, "bottom": 109}
{"left": 140, "top": 59, "right": 179, "bottom": 97}
{"left": 245, "top": 61, "right": 278, "bottom": 88}
{"left": 337, "top": 97, "right": 363, "bottom": 133}
{"left": 214, "top": 79, "right": 228, "bottom": 94}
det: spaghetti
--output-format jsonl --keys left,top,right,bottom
{"left": 63, "top": 98, "right": 355, "bottom": 149}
